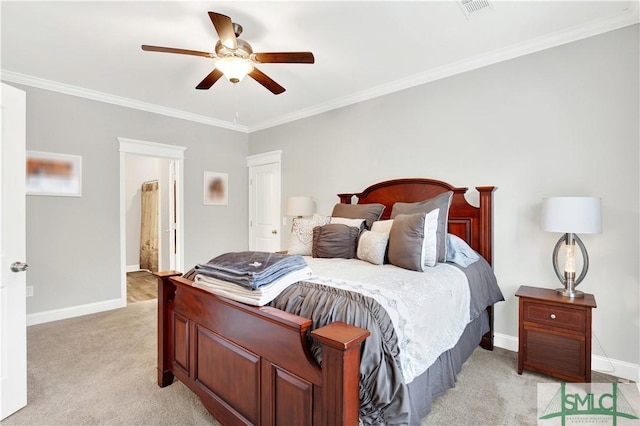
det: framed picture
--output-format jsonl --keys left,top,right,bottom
{"left": 26, "top": 151, "right": 82, "bottom": 197}
{"left": 203, "top": 171, "right": 228, "bottom": 205}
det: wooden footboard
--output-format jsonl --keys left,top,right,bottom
{"left": 155, "top": 271, "right": 370, "bottom": 426}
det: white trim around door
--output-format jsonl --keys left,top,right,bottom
{"left": 118, "top": 137, "right": 186, "bottom": 305}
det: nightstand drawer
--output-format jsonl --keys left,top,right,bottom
{"left": 523, "top": 300, "right": 586, "bottom": 333}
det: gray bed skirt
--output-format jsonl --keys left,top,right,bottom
{"left": 408, "top": 310, "right": 490, "bottom": 425}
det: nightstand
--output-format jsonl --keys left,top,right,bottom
{"left": 516, "top": 285, "right": 597, "bottom": 382}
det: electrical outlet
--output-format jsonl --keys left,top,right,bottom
{"left": 25, "top": 286, "right": 33, "bottom": 297}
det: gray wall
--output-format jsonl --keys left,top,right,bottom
{"left": 21, "top": 85, "right": 249, "bottom": 314}
{"left": 248, "top": 25, "right": 640, "bottom": 366}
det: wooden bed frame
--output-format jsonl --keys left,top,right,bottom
{"left": 155, "top": 178, "right": 496, "bottom": 426}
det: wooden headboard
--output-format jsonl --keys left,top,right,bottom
{"left": 338, "top": 178, "right": 496, "bottom": 265}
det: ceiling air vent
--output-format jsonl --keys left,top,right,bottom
{"left": 458, "top": 0, "right": 493, "bottom": 19}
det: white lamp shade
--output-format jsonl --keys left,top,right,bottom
{"left": 286, "top": 196, "right": 314, "bottom": 217}
{"left": 216, "top": 56, "right": 254, "bottom": 82}
{"left": 541, "top": 197, "right": 602, "bottom": 234}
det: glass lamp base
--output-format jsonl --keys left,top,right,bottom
{"left": 555, "top": 288, "right": 585, "bottom": 298}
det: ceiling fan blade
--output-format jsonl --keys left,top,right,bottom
{"left": 196, "top": 69, "right": 224, "bottom": 90}
{"left": 208, "top": 12, "right": 237, "bottom": 50}
{"left": 248, "top": 68, "right": 285, "bottom": 95}
{"left": 141, "top": 45, "right": 214, "bottom": 58}
{"left": 253, "top": 52, "right": 315, "bottom": 64}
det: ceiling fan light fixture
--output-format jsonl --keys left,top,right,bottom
{"left": 216, "top": 56, "right": 254, "bottom": 83}
{"left": 142, "top": 11, "right": 313, "bottom": 94}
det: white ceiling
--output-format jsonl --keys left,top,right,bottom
{"left": 1, "top": 1, "right": 638, "bottom": 133}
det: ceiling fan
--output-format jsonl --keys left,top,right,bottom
{"left": 141, "top": 11, "right": 315, "bottom": 95}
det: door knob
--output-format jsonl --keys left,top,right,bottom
{"left": 272, "top": 230, "right": 278, "bottom": 234}
{"left": 10, "top": 261, "right": 28, "bottom": 273}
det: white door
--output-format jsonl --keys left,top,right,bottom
{"left": 248, "top": 158, "right": 281, "bottom": 252}
{"left": 0, "top": 83, "right": 27, "bottom": 419}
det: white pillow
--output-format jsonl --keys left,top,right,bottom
{"left": 421, "top": 209, "right": 440, "bottom": 268}
{"left": 330, "top": 217, "right": 365, "bottom": 228}
{"left": 288, "top": 215, "right": 331, "bottom": 255}
{"left": 357, "top": 230, "right": 389, "bottom": 265}
{"left": 371, "top": 219, "right": 394, "bottom": 234}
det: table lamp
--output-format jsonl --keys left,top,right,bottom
{"left": 286, "top": 196, "right": 314, "bottom": 218}
{"left": 541, "top": 197, "right": 602, "bottom": 298}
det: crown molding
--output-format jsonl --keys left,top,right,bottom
{"left": 248, "top": 6, "right": 639, "bottom": 132}
{"left": 3, "top": 4, "right": 637, "bottom": 135}
{"left": 0, "top": 70, "right": 249, "bottom": 134}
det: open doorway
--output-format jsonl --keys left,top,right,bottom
{"left": 124, "top": 156, "right": 170, "bottom": 303}
{"left": 118, "top": 137, "right": 186, "bottom": 306}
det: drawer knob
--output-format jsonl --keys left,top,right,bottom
{"left": 550, "top": 313, "right": 557, "bottom": 320}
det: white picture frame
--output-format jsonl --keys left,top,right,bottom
{"left": 26, "top": 151, "right": 82, "bottom": 197}
{"left": 203, "top": 171, "right": 228, "bottom": 205}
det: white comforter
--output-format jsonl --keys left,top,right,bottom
{"left": 302, "top": 256, "right": 470, "bottom": 383}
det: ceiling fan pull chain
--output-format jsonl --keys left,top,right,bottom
{"left": 233, "top": 84, "right": 240, "bottom": 124}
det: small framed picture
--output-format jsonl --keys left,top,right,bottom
{"left": 26, "top": 151, "right": 82, "bottom": 197}
{"left": 203, "top": 171, "right": 228, "bottom": 205}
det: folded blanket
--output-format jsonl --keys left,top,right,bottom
{"left": 193, "top": 267, "right": 313, "bottom": 306}
{"left": 194, "top": 251, "right": 307, "bottom": 290}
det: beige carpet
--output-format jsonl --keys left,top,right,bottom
{"left": 2, "top": 299, "right": 626, "bottom": 426}
{"left": 3, "top": 299, "right": 217, "bottom": 426}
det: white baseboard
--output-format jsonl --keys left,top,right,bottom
{"left": 126, "top": 264, "right": 141, "bottom": 272}
{"left": 493, "top": 332, "right": 639, "bottom": 383}
{"left": 26, "top": 298, "right": 125, "bottom": 326}
{"left": 592, "top": 355, "right": 639, "bottom": 383}
{"left": 494, "top": 332, "right": 518, "bottom": 352}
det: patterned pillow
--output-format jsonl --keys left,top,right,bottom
{"left": 371, "top": 219, "right": 394, "bottom": 234}
{"left": 288, "top": 215, "right": 331, "bottom": 255}
{"left": 357, "top": 230, "right": 389, "bottom": 265}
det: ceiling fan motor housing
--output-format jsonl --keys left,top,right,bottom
{"left": 215, "top": 39, "right": 253, "bottom": 59}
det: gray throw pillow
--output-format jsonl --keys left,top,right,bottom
{"left": 312, "top": 224, "right": 360, "bottom": 259}
{"left": 390, "top": 191, "right": 453, "bottom": 263}
{"left": 388, "top": 210, "right": 439, "bottom": 271}
{"left": 331, "top": 203, "right": 385, "bottom": 229}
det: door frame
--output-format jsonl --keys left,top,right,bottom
{"left": 118, "top": 137, "right": 186, "bottom": 305}
{"left": 247, "top": 150, "right": 282, "bottom": 251}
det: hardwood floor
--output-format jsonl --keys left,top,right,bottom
{"left": 127, "top": 271, "right": 157, "bottom": 303}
